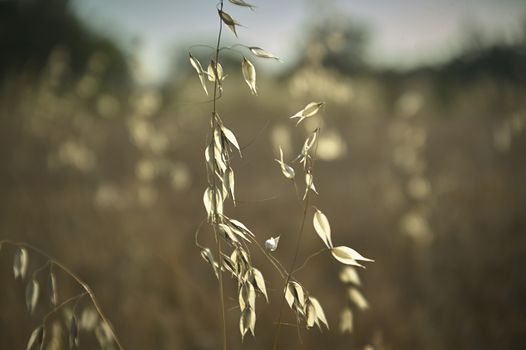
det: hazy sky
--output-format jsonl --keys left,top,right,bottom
{"left": 72, "top": 0, "right": 525, "bottom": 82}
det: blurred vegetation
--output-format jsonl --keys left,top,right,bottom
{"left": 0, "top": 0, "right": 130, "bottom": 89}
{"left": 1, "top": 1, "right": 526, "bottom": 349}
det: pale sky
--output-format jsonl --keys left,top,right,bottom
{"left": 72, "top": 0, "right": 525, "bottom": 83}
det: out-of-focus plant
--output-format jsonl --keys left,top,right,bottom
{"left": 0, "top": 241, "right": 122, "bottom": 350}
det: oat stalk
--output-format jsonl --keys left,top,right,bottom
{"left": 210, "top": 2, "right": 228, "bottom": 349}
{"left": 272, "top": 130, "right": 321, "bottom": 350}
{"left": 1, "top": 240, "right": 124, "bottom": 350}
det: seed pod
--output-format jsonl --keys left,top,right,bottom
{"left": 241, "top": 57, "right": 257, "bottom": 95}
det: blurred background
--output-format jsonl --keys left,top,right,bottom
{"left": 1, "top": 0, "right": 526, "bottom": 349}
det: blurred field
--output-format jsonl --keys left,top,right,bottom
{"left": 1, "top": 2, "right": 526, "bottom": 350}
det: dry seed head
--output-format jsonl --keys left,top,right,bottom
{"left": 207, "top": 60, "right": 225, "bottom": 82}
{"left": 222, "top": 254, "right": 237, "bottom": 276}
{"left": 275, "top": 147, "right": 295, "bottom": 179}
{"left": 313, "top": 208, "right": 333, "bottom": 249}
{"left": 241, "top": 57, "right": 257, "bottom": 95}
{"left": 309, "top": 296, "right": 329, "bottom": 330}
{"left": 188, "top": 53, "right": 209, "bottom": 95}
{"left": 330, "top": 246, "right": 374, "bottom": 268}
{"left": 239, "top": 282, "right": 256, "bottom": 310}
{"left": 224, "top": 167, "right": 236, "bottom": 206}
{"left": 339, "top": 266, "right": 361, "bottom": 286}
{"left": 348, "top": 288, "right": 369, "bottom": 310}
{"left": 25, "top": 279, "right": 40, "bottom": 314}
{"left": 304, "top": 172, "right": 318, "bottom": 199}
{"left": 229, "top": 0, "right": 256, "bottom": 11}
{"left": 219, "top": 10, "right": 241, "bottom": 37}
{"left": 306, "top": 301, "right": 317, "bottom": 328}
{"left": 339, "top": 307, "right": 353, "bottom": 333}
{"left": 26, "top": 326, "right": 44, "bottom": 350}
{"left": 219, "top": 223, "right": 240, "bottom": 244}
{"left": 290, "top": 102, "right": 325, "bottom": 125}
{"left": 227, "top": 217, "right": 255, "bottom": 238}
{"left": 239, "top": 307, "right": 256, "bottom": 340}
{"left": 249, "top": 46, "right": 281, "bottom": 61}
{"left": 48, "top": 270, "right": 58, "bottom": 306}
{"left": 69, "top": 314, "right": 79, "bottom": 348}
{"left": 13, "top": 248, "right": 28, "bottom": 280}
{"left": 250, "top": 268, "right": 268, "bottom": 302}
{"left": 201, "top": 248, "right": 219, "bottom": 278}
{"left": 285, "top": 281, "right": 306, "bottom": 311}
{"left": 220, "top": 124, "right": 242, "bottom": 157}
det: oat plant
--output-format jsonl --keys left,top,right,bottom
{"left": 0, "top": 240, "right": 122, "bottom": 350}
{"left": 189, "top": 1, "right": 374, "bottom": 349}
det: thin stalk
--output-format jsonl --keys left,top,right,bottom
{"left": 209, "top": 1, "right": 227, "bottom": 349}
{"left": 272, "top": 194, "right": 311, "bottom": 350}
{"left": 292, "top": 247, "right": 327, "bottom": 275}
{"left": 272, "top": 129, "right": 321, "bottom": 350}
{"left": 42, "top": 292, "right": 88, "bottom": 324}
{"left": 250, "top": 238, "right": 287, "bottom": 280}
{"left": 40, "top": 292, "right": 88, "bottom": 347}
{"left": 0, "top": 240, "right": 124, "bottom": 350}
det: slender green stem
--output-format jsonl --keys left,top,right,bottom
{"left": 188, "top": 44, "right": 217, "bottom": 51}
{"left": 42, "top": 292, "right": 88, "bottom": 324}
{"left": 209, "top": 1, "right": 227, "bottom": 349}
{"left": 39, "top": 292, "right": 88, "bottom": 347}
{"left": 250, "top": 238, "right": 287, "bottom": 280}
{"left": 0, "top": 240, "right": 124, "bottom": 350}
{"left": 291, "top": 247, "right": 327, "bottom": 275}
{"left": 272, "top": 128, "right": 321, "bottom": 350}
{"left": 194, "top": 218, "right": 207, "bottom": 250}
{"left": 31, "top": 260, "right": 50, "bottom": 279}
{"left": 272, "top": 194, "right": 311, "bottom": 350}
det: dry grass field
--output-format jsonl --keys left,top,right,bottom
{"left": 1, "top": 1, "right": 526, "bottom": 349}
